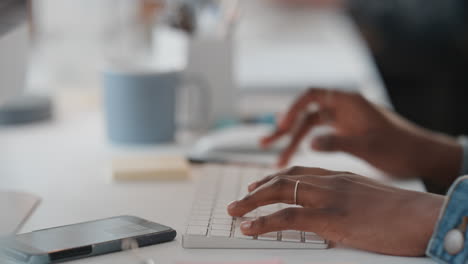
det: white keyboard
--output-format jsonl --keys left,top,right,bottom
{"left": 182, "top": 164, "right": 328, "bottom": 249}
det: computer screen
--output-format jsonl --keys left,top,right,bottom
{"left": 0, "top": 0, "right": 28, "bottom": 103}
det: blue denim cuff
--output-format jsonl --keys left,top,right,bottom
{"left": 427, "top": 176, "right": 468, "bottom": 263}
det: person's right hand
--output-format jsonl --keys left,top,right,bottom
{"left": 228, "top": 166, "right": 444, "bottom": 257}
{"left": 261, "top": 88, "right": 462, "bottom": 190}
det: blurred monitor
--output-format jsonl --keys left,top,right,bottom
{"left": 0, "top": 0, "right": 28, "bottom": 104}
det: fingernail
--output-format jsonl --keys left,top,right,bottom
{"left": 228, "top": 201, "right": 238, "bottom": 210}
{"left": 241, "top": 221, "right": 252, "bottom": 230}
{"left": 248, "top": 182, "right": 257, "bottom": 190}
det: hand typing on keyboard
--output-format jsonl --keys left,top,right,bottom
{"left": 261, "top": 89, "right": 461, "bottom": 194}
{"left": 182, "top": 164, "right": 327, "bottom": 249}
{"left": 228, "top": 166, "right": 444, "bottom": 257}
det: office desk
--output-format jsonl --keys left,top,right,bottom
{"left": 0, "top": 108, "right": 435, "bottom": 264}
{"left": 237, "top": 3, "right": 391, "bottom": 108}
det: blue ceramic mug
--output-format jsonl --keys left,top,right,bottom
{"left": 103, "top": 69, "right": 209, "bottom": 144}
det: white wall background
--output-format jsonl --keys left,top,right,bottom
{"left": 29, "top": 0, "right": 147, "bottom": 92}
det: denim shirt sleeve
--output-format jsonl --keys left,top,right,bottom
{"left": 427, "top": 176, "right": 468, "bottom": 263}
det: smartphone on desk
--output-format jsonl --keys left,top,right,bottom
{"left": 1, "top": 215, "right": 176, "bottom": 264}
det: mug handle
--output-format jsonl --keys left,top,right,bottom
{"left": 180, "top": 73, "right": 212, "bottom": 132}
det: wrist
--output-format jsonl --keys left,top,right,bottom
{"left": 417, "top": 193, "right": 445, "bottom": 252}
{"left": 408, "top": 129, "right": 462, "bottom": 192}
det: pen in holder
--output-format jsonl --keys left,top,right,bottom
{"left": 148, "top": 0, "right": 240, "bottom": 131}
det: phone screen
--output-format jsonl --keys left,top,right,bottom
{"left": 15, "top": 217, "right": 168, "bottom": 253}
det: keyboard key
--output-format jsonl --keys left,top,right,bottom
{"left": 305, "top": 232, "right": 326, "bottom": 244}
{"left": 233, "top": 217, "right": 255, "bottom": 239}
{"left": 234, "top": 226, "right": 253, "bottom": 239}
{"left": 212, "top": 218, "right": 233, "bottom": 225}
{"left": 211, "top": 224, "right": 232, "bottom": 231}
{"left": 187, "top": 226, "right": 208, "bottom": 236}
{"left": 188, "top": 220, "right": 209, "bottom": 227}
{"left": 234, "top": 217, "right": 253, "bottom": 224}
{"left": 213, "top": 207, "right": 228, "bottom": 214}
{"left": 190, "top": 215, "right": 210, "bottom": 221}
{"left": 258, "top": 232, "right": 279, "bottom": 241}
{"left": 193, "top": 209, "right": 212, "bottom": 216}
{"left": 184, "top": 164, "right": 328, "bottom": 249}
{"left": 244, "top": 210, "right": 257, "bottom": 218}
{"left": 213, "top": 212, "right": 232, "bottom": 219}
{"left": 210, "top": 230, "right": 231, "bottom": 237}
{"left": 214, "top": 205, "right": 231, "bottom": 211}
{"left": 281, "top": 231, "right": 302, "bottom": 242}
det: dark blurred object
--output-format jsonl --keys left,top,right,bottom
{"left": 256, "top": 0, "right": 467, "bottom": 134}
{"left": 0, "top": 0, "right": 27, "bottom": 36}
{"left": 170, "top": 2, "right": 196, "bottom": 35}
{"left": 349, "top": 0, "right": 468, "bottom": 136}
{"left": 0, "top": 95, "right": 52, "bottom": 125}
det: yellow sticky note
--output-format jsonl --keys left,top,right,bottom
{"left": 112, "top": 156, "right": 190, "bottom": 181}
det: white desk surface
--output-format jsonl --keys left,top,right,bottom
{"left": 0, "top": 107, "right": 434, "bottom": 264}
{"left": 236, "top": 3, "right": 391, "bottom": 108}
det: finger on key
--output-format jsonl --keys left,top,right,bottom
{"left": 240, "top": 207, "right": 331, "bottom": 236}
{"left": 230, "top": 177, "right": 327, "bottom": 217}
{"left": 277, "top": 112, "right": 324, "bottom": 168}
{"left": 248, "top": 167, "right": 335, "bottom": 192}
{"left": 278, "top": 88, "right": 330, "bottom": 131}
{"left": 260, "top": 128, "right": 289, "bottom": 149}
{"left": 248, "top": 168, "right": 291, "bottom": 192}
{"left": 260, "top": 89, "right": 329, "bottom": 149}
{"left": 230, "top": 178, "right": 296, "bottom": 217}
{"left": 260, "top": 98, "right": 314, "bottom": 151}
{"left": 240, "top": 208, "right": 305, "bottom": 236}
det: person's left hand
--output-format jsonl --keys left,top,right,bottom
{"left": 227, "top": 166, "right": 444, "bottom": 256}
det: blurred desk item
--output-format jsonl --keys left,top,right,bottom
{"left": 187, "top": 37, "right": 236, "bottom": 127}
{"left": 236, "top": 1, "right": 390, "bottom": 108}
{"left": 0, "top": 95, "right": 52, "bottom": 125}
{"left": 0, "top": 97, "right": 432, "bottom": 263}
{"left": 185, "top": 0, "right": 240, "bottom": 128}
{"left": 189, "top": 124, "right": 288, "bottom": 164}
{"left": 149, "top": 0, "right": 239, "bottom": 129}
{"left": 112, "top": 156, "right": 190, "bottom": 181}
